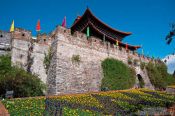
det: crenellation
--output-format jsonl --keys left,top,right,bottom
{"left": 55, "top": 26, "right": 137, "bottom": 61}
{"left": 52, "top": 27, "right": 154, "bottom": 66}
{"left": 55, "top": 26, "right": 71, "bottom": 36}
{"left": 12, "top": 28, "right": 32, "bottom": 41}
{"left": 37, "top": 33, "right": 49, "bottom": 44}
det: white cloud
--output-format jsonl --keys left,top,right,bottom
{"left": 162, "top": 54, "right": 175, "bottom": 74}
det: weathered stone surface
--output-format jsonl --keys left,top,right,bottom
{"left": 11, "top": 39, "right": 30, "bottom": 70}
{"left": 166, "top": 87, "right": 175, "bottom": 94}
{"left": 10, "top": 26, "right": 156, "bottom": 95}
{"left": 30, "top": 43, "right": 49, "bottom": 83}
{"left": 47, "top": 39, "right": 58, "bottom": 95}
{"left": 135, "top": 66, "right": 154, "bottom": 90}
{"left": 11, "top": 29, "right": 49, "bottom": 84}
{"left": 12, "top": 28, "right": 31, "bottom": 41}
{"left": 0, "top": 31, "right": 11, "bottom": 56}
{"left": 47, "top": 26, "right": 155, "bottom": 95}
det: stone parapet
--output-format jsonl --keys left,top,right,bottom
{"left": 12, "top": 28, "right": 32, "bottom": 41}
{"left": 54, "top": 26, "right": 153, "bottom": 64}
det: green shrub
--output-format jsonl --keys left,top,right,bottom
{"left": 0, "top": 55, "right": 46, "bottom": 98}
{"left": 0, "top": 55, "right": 12, "bottom": 75}
{"left": 127, "top": 57, "right": 133, "bottom": 65}
{"left": 140, "top": 62, "right": 145, "bottom": 70}
{"left": 146, "top": 62, "right": 175, "bottom": 89}
{"left": 101, "top": 58, "right": 136, "bottom": 90}
{"left": 44, "top": 47, "right": 52, "bottom": 74}
{"left": 71, "top": 55, "right": 81, "bottom": 63}
{"left": 133, "top": 59, "right": 139, "bottom": 66}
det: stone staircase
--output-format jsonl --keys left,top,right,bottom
{"left": 135, "top": 66, "right": 154, "bottom": 90}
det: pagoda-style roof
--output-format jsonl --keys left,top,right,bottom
{"left": 71, "top": 8, "right": 141, "bottom": 51}
{"left": 71, "top": 8, "right": 131, "bottom": 40}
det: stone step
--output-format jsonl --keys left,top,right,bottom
{"left": 135, "top": 66, "right": 154, "bottom": 90}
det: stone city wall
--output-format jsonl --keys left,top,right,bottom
{"left": 11, "top": 39, "right": 30, "bottom": 70}
{"left": 47, "top": 26, "right": 154, "bottom": 95}
{"left": 11, "top": 28, "right": 49, "bottom": 84}
{"left": 10, "top": 26, "right": 155, "bottom": 95}
{"left": 12, "top": 38, "right": 49, "bottom": 84}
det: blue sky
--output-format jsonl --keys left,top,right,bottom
{"left": 0, "top": 0, "right": 175, "bottom": 58}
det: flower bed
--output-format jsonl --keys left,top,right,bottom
{"left": 2, "top": 89, "right": 175, "bottom": 115}
{"left": 1, "top": 97, "right": 45, "bottom": 116}
{"left": 45, "top": 89, "right": 175, "bottom": 115}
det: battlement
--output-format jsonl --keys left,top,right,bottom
{"left": 11, "top": 27, "right": 51, "bottom": 46}
{"left": 36, "top": 33, "right": 51, "bottom": 45}
{"left": 53, "top": 26, "right": 153, "bottom": 63}
{"left": 12, "top": 28, "right": 32, "bottom": 41}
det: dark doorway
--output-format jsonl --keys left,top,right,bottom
{"left": 137, "top": 74, "right": 145, "bottom": 88}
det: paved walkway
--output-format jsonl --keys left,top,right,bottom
{"left": 0, "top": 101, "right": 9, "bottom": 116}
{"left": 167, "top": 104, "right": 175, "bottom": 116}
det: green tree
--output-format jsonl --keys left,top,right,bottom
{"left": 0, "top": 55, "right": 46, "bottom": 98}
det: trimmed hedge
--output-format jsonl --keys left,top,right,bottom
{"left": 2, "top": 89, "right": 175, "bottom": 115}
{"left": 101, "top": 58, "right": 136, "bottom": 90}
